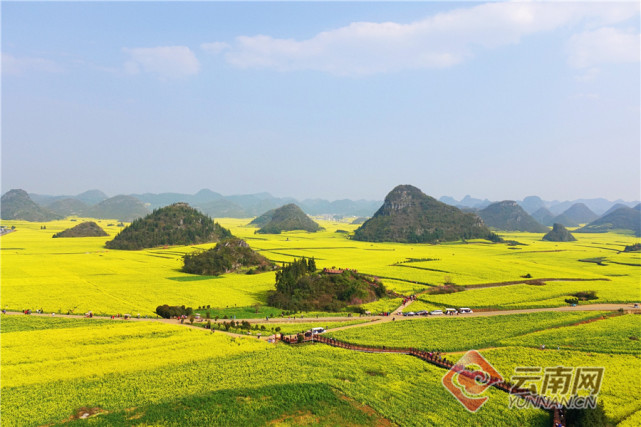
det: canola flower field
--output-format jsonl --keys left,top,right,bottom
{"left": 2, "top": 312, "right": 639, "bottom": 426}
{"left": 1, "top": 315, "right": 549, "bottom": 426}
{"left": 1, "top": 217, "right": 639, "bottom": 316}
{"left": 1, "top": 217, "right": 639, "bottom": 426}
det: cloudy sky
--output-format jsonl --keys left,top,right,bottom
{"left": 2, "top": 1, "right": 639, "bottom": 201}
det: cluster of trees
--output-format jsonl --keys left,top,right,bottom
{"left": 573, "top": 291, "right": 598, "bottom": 300}
{"left": 565, "top": 291, "right": 598, "bottom": 305}
{"left": 273, "top": 258, "right": 317, "bottom": 294}
{"left": 106, "top": 203, "right": 232, "bottom": 250}
{"left": 268, "top": 258, "right": 386, "bottom": 312}
{"left": 182, "top": 238, "right": 275, "bottom": 276}
{"left": 155, "top": 304, "right": 193, "bottom": 319}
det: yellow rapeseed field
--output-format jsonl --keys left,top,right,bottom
{"left": 1, "top": 217, "right": 639, "bottom": 315}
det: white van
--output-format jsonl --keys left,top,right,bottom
{"left": 445, "top": 308, "right": 458, "bottom": 315}
{"left": 459, "top": 308, "right": 473, "bottom": 314}
{"left": 311, "top": 327, "right": 325, "bottom": 334}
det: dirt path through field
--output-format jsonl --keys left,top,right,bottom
{"left": 5, "top": 303, "right": 637, "bottom": 340}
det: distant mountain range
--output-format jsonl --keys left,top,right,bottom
{"left": 26, "top": 189, "right": 381, "bottom": 219}
{"left": 440, "top": 194, "right": 638, "bottom": 216}
{"left": 1, "top": 188, "right": 637, "bottom": 227}
{"left": 576, "top": 206, "right": 641, "bottom": 237}
{"left": 1, "top": 189, "right": 62, "bottom": 221}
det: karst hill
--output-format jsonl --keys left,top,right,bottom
{"left": 542, "top": 223, "right": 577, "bottom": 242}
{"left": 352, "top": 185, "right": 493, "bottom": 243}
{"left": 106, "top": 203, "right": 232, "bottom": 250}
{"left": 576, "top": 206, "right": 641, "bottom": 237}
{"left": 182, "top": 238, "right": 276, "bottom": 276}
{"left": 256, "top": 204, "right": 321, "bottom": 234}
{"left": 0, "top": 189, "right": 62, "bottom": 222}
{"left": 478, "top": 201, "right": 549, "bottom": 233}
{"left": 52, "top": 221, "right": 109, "bottom": 238}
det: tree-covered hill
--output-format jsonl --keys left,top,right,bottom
{"left": 257, "top": 204, "right": 321, "bottom": 234}
{"left": 267, "top": 258, "right": 386, "bottom": 312}
{"left": 52, "top": 221, "right": 108, "bottom": 238}
{"left": 353, "top": 185, "right": 493, "bottom": 243}
{"left": 576, "top": 207, "right": 641, "bottom": 236}
{"left": 105, "top": 203, "right": 232, "bottom": 250}
{"left": 182, "top": 238, "right": 276, "bottom": 275}
{"left": 557, "top": 203, "right": 598, "bottom": 225}
{"left": 248, "top": 208, "right": 276, "bottom": 227}
{"left": 478, "top": 201, "right": 549, "bottom": 232}
{"left": 531, "top": 207, "right": 554, "bottom": 226}
{"left": 0, "top": 189, "right": 62, "bottom": 222}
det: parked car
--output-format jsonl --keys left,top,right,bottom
{"left": 416, "top": 310, "right": 428, "bottom": 316}
{"left": 310, "top": 327, "right": 325, "bottom": 334}
{"left": 459, "top": 308, "right": 473, "bottom": 314}
{"left": 445, "top": 308, "right": 458, "bottom": 315}
{"left": 406, "top": 311, "right": 416, "bottom": 317}
{"left": 429, "top": 310, "right": 444, "bottom": 315}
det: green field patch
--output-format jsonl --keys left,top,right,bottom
{"left": 54, "top": 383, "right": 392, "bottom": 427}
{"left": 167, "top": 275, "right": 221, "bottom": 282}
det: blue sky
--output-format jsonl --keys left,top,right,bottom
{"left": 2, "top": 1, "right": 639, "bottom": 202}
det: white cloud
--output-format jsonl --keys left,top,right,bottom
{"left": 2, "top": 53, "right": 62, "bottom": 75}
{"left": 201, "top": 42, "right": 230, "bottom": 54}
{"left": 567, "top": 27, "right": 640, "bottom": 68}
{"left": 214, "top": 2, "right": 639, "bottom": 75}
{"left": 122, "top": 46, "right": 200, "bottom": 79}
